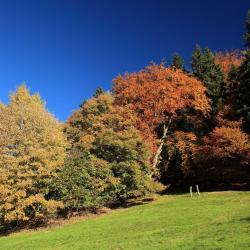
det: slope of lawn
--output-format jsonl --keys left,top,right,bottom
{"left": 0, "top": 191, "right": 250, "bottom": 250}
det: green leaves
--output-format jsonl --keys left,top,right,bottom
{"left": 171, "top": 53, "right": 184, "bottom": 70}
{"left": 245, "top": 10, "right": 250, "bottom": 48}
{"left": 238, "top": 50, "right": 250, "bottom": 131}
{"left": 64, "top": 92, "right": 156, "bottom": 206}
{"left": 50, "top": 148, "right": 112, "bottom": 212}
{"left": 192, "top": 45, "right": 224, "bottom": 113}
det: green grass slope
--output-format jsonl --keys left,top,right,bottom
{"left": 0, "top": 191, "right": 250, "bottom": 250}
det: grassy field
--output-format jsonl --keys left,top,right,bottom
{"left": 0, "top": 191, "right": 249, "bottom": 250}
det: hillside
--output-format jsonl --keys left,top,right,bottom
{"left": 0, "top": 191, "right": 249, "bottom": 250}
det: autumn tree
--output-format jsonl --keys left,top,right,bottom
{"left": 201, "top": 127, "right": 250, "bottom": 160}
{"left": 0, "top": 85, "right": 67, "bottom": 226}
{"left": 215, "top": 50, "right": 242, "bottom": 84}
{"left": 194, "top": 125, "right": 250, "bottom": 187}
{"left": 113, "top": 64, "right": 210, "bottom": 172}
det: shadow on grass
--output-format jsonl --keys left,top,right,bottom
{"left": 0, "top": 197, "right": 156, "bottom": 236}
{"left": 0, "top": 220, "right": 48, "bottom": 237}
{"left": 108, "top": 197, "right": 155, "bottom": 209}
{"left": 163, "top": 182, "right": 250, "bottom": 195}
{"left": 239, "top": 217, "right": 250, "bottom": 222}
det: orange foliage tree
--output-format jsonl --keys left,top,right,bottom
{"left": 113, "top": 63, "right": 210, "bottom": 172}
{"left": 200, "top": 126, "right": 250, "bottom": 160}
{"left": 194, "top": 102, "right": 250, "bottom": 186}
{"left": 215, "top": 50, "right": 243, "bottom": 83}
{"left": 195, "top": 125, "right": 250, "bottom": 178}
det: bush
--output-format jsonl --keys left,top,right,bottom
{"left": 49, "top": 149, "right": 113, "bottom": 215}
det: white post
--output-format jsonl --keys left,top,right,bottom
{"left": 189, "top": 186, "right": 193, "bottom": 197}
{"left": 196, "top": 184, "right": 200, "bottom": 196}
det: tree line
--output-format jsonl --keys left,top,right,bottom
{"left": 0, "top": 10, "right": 250, "bottom": 232}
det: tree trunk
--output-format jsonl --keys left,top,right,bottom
{"left": 151, "top": 119, "right": 172, "bottom": 173}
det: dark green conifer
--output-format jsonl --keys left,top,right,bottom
{"left": 191, "top": 45, "right": 224, "bottom": 113}
{"left": 171, "top": 53, "right": 184, "bottom": 70}
{"left": 237, "top": 10, "right": 250, "bottom": 131}
{"left": 94, "top": 87, "right": 104, "bottom": 97}
{"left": 244, "top": 10, "right": 250, "bottom": 48}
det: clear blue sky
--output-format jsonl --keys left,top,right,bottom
{"left": 0, "top": 0, "right": 249, "bottom": 121}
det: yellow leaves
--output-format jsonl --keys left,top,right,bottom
{"left": 2, "top": 193, "right": 63, "bottom": 223}
{"left": 15, "top": 190, "right": 27, "bottom": 198}
{"left": 67, "top": 92, "right": 140, "bottom": 152}
{"left": 3, "top": 203, "right": 13, "bottom": 210}
{"left": 0, "top": 85, "right": 67, "bottom": 224}
{"left": 4, "top": 209, "right": 27, "bottom": 222}
{"left": 109, "top": 176, "right": 121, "bottom": 185}
{"left": 0, "top": 102, "right": 6, "bottom": 112}
{"left": 79, "top": 134, "right": 95, "bottom": 150}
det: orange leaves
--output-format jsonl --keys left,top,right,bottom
{"left": 114, "top": 64, "right": 210, "bottom": 126}
{"left": 113, "top": 63, "right": 210, "bottom": 154}
{"left": 215, "top": 105, "right": 243, "bottom": 128}
{"left": 215, "top": 50, "right": 243, "bottom": 83}
{"left": 172, "top": 131, "right": 197, "bottom": 173}
{"left": 200, "top": 126, "right": 250, "bottom": 160}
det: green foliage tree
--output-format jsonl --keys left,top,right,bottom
{"left": 93, "top": 87, "right": 104, "bottom": 97}
{"left": 64, "top": 92, "right": 162, "bottom": 204}
{"left": 50, "top": 148, "right": 113, "bottom": 215}
{"left": 245, "top": 10, "right": 250, "bottom": 48}
{"left": 238, "top": 53, "right": 250, "bottom": 131}
{"left": 171, "top": 53, "right": 184, "bottom": 70}
{"left": 238, "top": 10, "right": 250, "bottom": 132}
{"left": 191, "top": 45, "right": 224, "bottom": 113}
{"left": 0, "top": 85, "right": 67, "bottom": 226}
{"left": 92, "top": 128, "right": 154, "bottom": 200}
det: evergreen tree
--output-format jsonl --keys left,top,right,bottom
{"left": 245, "top": 10, "right": 250, "bottom": 48}
{"left": 238, "top": 52, "right": 250, "bottom": 126}
{"left": 191, "top": 45, "right": 224, "bottom": 113}
{"left": 191, "top": 44, "right": 203, "bottom": 77}
{"left": 238, "top": 10, "right": 250, "bottom": 132}
{"left": 79, "top": 87, "right": 104, "bottom": 108}
{"left": 171, "top": 53, "right": 184, "bottom": 70}
{"left": 94, "top": 87, "right": 104, "bottom": 97}
{"left": 226, "top": 65, "right": 239, "bottom": 99}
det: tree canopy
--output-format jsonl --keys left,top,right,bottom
{"left": 0, "top": 9, "right": 250, "bottom": 233}
{"left": 0, "top": 85, "right": 67, "bottom": 225}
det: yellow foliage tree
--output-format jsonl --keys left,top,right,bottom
{"left": 0, "top": 84, "right": 67, "bottom": 225}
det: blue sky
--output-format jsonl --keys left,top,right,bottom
{"left": 0, "top": 0, "right": 249, "bottom": 121}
